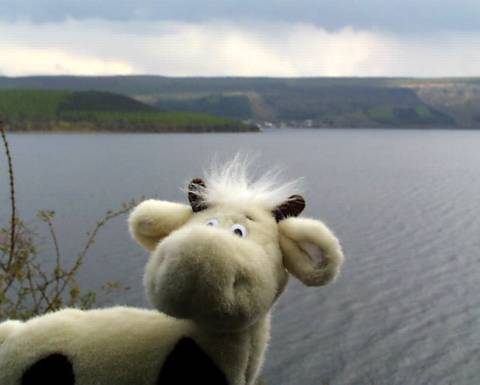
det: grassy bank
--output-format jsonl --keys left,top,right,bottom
{"left": 0, "top": 89, "right": 257, "bottom": 133}
{"left": 3, "top": 76, "right": 475, "bottom": 128}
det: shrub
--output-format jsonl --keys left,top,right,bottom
{"left": 0, "top": 120, "right": 136, "bottom": 320}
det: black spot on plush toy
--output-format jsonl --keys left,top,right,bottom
{"left": 22, "top": 353, "right": 75, "bottom": 385}
{"left": 0, "top": 158, "right": 344, "bottom": 385}
{"left": 158, "top": 338, "right": 227, "bottom": 385}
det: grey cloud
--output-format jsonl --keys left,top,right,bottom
{"left": 2, "top": 18, "right": 480, "bottom": 77}
{"left": 1, "top": 0, "right": 480, "bottom": 32}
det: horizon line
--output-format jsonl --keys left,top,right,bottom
{"left": 2, "top": 74, "right": 480, "bottom": 80}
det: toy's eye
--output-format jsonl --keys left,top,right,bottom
{"left": 231, "top": 224, "right": 247, "bottom": 238}
{"left": 206, "top": 218, "right": 219, "bottom": 227}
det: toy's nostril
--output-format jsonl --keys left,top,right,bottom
{"left": 233, "top": 273, "right": 246, "bottom": 289}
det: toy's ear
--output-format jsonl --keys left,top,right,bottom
{"left": 129, "top": 199, "right": 193, "bottom": 251}
{"left": 278, "top": 217, "right": 344, "bottom": 286}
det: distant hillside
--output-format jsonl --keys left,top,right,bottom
{"left": 1, "top": 76, "right": 479, "bottom": 128}
{"left": 0, "top": 89, "right": 256, "bottom": 132}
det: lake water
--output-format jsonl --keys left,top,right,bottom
{"left": 1, "top": 129, "right": 480, "bottom": 385}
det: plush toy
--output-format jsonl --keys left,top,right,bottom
{"left": 0, "top": 159, "right": 344, "bottom": 385}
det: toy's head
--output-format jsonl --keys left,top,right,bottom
{"left": 129, "top": 159, "right": 344, "bottom": 332}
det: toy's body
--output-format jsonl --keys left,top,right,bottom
{"left": 0, "top": 306, "right": 269, "bottom": 385}
{"left": 0, "top": 159, "right": 344, "bottom": 385}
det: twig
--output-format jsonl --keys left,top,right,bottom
{"left": 48, "top": 201, "right": 137, "bottom": 311}
{"left": 30, "top": 263, "right": 55, "bottom": 311}
{"left": 41, "top": 212, "right": 63, "bottom": 296}
{"left": 0, "top": 120, "right": 16, "bottom": 269}
{"left": 25, "top": 262, "right": 40, "bottom": 313}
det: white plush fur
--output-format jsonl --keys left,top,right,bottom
{"left": 189, "top": 155, "right": 302, "bottom": 210}
{"left": 128, "top": 199, "right": 192, "bottom": 251}
{"left": 0, "top": 320, "right": 22, "bottom": 346}
{"left": 0, "top": 160, "right": 344, "bottom": 385}
{"left": 279, "top": 217, "right": 344, "bottom": 286}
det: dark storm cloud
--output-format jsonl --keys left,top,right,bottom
{"left": 1, "top": 0, "right": 479, "bottom": 32}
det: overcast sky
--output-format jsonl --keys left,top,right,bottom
{"left": 1, "top": 0, "right": 479, "bottom": 77}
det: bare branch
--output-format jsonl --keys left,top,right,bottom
{"left": 38, "top": 210, "right": 63, "bottom": 299}
{"left": 1, "top": 124, "right": 137, "bottom": 320}
{"left": 0, "top": 120, "right": 16, "bottom": 270}
{"left": 52, "top": 200, "right": 138, "bottom": 308}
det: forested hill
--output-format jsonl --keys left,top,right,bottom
{"left": 0, "top": 89, "right": 256, "bottom": 132}
{"left": 1, "top": 76, "right": 480, "bottom": 128}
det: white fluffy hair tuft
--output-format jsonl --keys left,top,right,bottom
{"left": 190, "top": 154, "right": 303, "bottom": 210}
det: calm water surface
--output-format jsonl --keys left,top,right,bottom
{"left": 1, "top": 129, "right": 479, "bottom": 385}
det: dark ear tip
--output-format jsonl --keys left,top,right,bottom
{"left": 293, "top": 195, "right": 306, "bottom": 209}
{"left": 188, "top": 178, "right": 207, "bottom": 213}
{"left": 289, "top": 194, "right": 305, "bottom": 205}
{"left": 189, "top": 178, "right": 206, "bottom": 189}
{"left": 287, "top": 195, "right": 306, "bottom": 214}
{"left": 273, "top": 194, "right": 306, "bottom": 222}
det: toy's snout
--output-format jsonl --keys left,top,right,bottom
{"left": 143, "top": 225, "right": 278, "bottom": 332}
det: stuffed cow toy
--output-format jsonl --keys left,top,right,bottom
{"left": 0, "top": 160, "right": 344, "bottom": 385}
